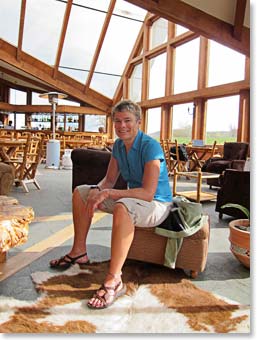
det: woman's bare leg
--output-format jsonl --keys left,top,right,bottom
{"left": 50, "top": 188, "right": 91, "bottom": 265}
{"left": 88, "top": 203, "right": 134, "bottom": 308}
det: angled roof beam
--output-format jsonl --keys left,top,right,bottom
{"left": 16, "top": 0, "right": 26, "bottom": 61}
{"left": 0, "top": 65, "right": 54, "bottom": 92}
{"left": 53, "top": 0, "right": 73, "bottom": 79}
{"left": 84, "top": 0, "right": 116, "bottom": 92}
{"left": 124, "top": 0, "right": 250, "bottom": 56}
{"left": 233, "top": 0, "right": 247, "bottom": 41}
{"left": 0, "top": 39, "right": 112, "bottom": 111}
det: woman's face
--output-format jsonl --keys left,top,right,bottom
{"left": 113, "top": 110, "right": 141, "bottom": 143}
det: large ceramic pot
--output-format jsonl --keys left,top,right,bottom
{"left": 229, "top": 219, "right": 250, "bottom": 268}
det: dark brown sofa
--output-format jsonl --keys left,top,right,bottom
{"left": 202, "top": 142, "right": 249, "bottom": 188}
{"left": 71, "top": 148, "right": 210, "bottom": 278}
{"left": 215, "top": 169, "right": 250, "bottom": 219}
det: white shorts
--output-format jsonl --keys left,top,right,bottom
{"left": 76, "top": 184, "right": 172, "bottom": 228}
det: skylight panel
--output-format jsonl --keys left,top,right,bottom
{"left": 0, "top": 0, "right": 21, "bottom": 46}
{"left": 59, "top": 3, "right": 105, "bottom": 83}
{"left": 23, "top": 0, "right": 65, "bottom": 65}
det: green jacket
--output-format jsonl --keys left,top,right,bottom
{"left": 155, "top": 196, "right": 208, "bottom": 268}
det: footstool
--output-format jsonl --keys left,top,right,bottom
{"left": 127, "top": 216, "right": 210, "bottom": 278}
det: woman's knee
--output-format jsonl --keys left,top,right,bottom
{"left": 113, "top": 202, "right": 129, "bottom": 216}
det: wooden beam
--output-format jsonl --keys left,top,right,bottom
{"left": 139, "top": 80, "right": 250, "bottom": 108}
{"left": 124, "top": 0, "right": 250, "bottom": 56}
{"left": 53, "top": 0, "right": 73, "bottom": 79}
{"left": 233, "top": 0, "right": 247, "bottom": 40}
{"left": 0, "top": 65, "right": 53, "bottom": 92}
{"left": 0, "top": 102, "right": 105, "bottom": 115}
{"left": 197, "top": 37, "right": 209, "bottom": 90}
{"left": 0, "top": 39, "right": 112, "bottom": 112}
{"left": 16, "top": 0, "right": 26, "bottom": 61}
{"left": 84, "top": 0, "right": 116, "bottom": 91}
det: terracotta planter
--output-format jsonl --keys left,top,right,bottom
{"left": 229, "top": 219, "right": 250, "bottom": 268}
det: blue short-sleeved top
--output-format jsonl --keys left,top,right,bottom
{"left": 112, "top": 130, "right": 172, "bottom": 202}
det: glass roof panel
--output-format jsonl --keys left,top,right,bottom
{"left": 90, "top": 3, "right": 143, "bottom": 97}
{"left": 0, "top": 0, "right": 21, "bottom": 46}
{"left": 74, "top": 0, "right": 110, "bottom": 12}
{"left": 114, "top": 0, "right": 146, "bottom": 21}
{"left": 23, "top": 0, "right": 66, "bottom": 65}
{"left": 59, "top": 66, "right": 89, "bottom": 84}
{"left": 90, "top": 73, "right": 120, "bottom": 98}
{"left": 59, "top": 2, "right": 106, "bottom": 82}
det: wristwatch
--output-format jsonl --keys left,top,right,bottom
{"left": 90, "top": 185, "right": 101, "bottom": 191}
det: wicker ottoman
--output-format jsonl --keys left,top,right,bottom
{"left": 127, "top": 216, "right": 210, "bottom": 278}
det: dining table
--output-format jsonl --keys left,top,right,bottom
{"left": 186, "top": 145, "right": 218, "bottom": 171}
{"left": 0, "top": 138, "right": 27, "bottom": 162}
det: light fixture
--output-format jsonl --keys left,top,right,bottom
{"left": 39, "top": 92, "right": 67, "bottom": 169}
{"left": 39, "top": 92, "right": 67, "bottom": 139}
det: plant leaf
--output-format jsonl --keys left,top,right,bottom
{"left": 221, "top": 203, "right": 250, "bottom": 219}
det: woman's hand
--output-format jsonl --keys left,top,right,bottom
{"left": 85, "top": 188, "right": 110, "bottom": 218}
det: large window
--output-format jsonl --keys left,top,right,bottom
{"left": 146, "top": 107, "right": 161, "bottom": 140}
{"left": 129, "top": 63, "right": 142, "bottom": 102}
{"left": 208, "top": 41, "right": 245, "bottom": 87}
{"left": 150, "top": 18, "right": 168, "bottom": 49}
{"left": 84, "top": 115, "right": 106, "bottom": 132}
{"left": 148, "top": 53, "right": 167, "bottom": 99}
{"left": 172, "top": 103, "right": 193, "bottom": 144}
{"left": 173, "top": 38, "right": 200, "bottom": 94}
{"left": 9, "top": 89, "right": 26, "bottom": 129}
{"left": 206, "top": 96, "right": 240, "bottom": 144}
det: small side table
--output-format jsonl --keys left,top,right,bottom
{"left": 173, "top": 169, "right": 220, "bottom": 202}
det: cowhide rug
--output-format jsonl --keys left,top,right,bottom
{"left": 0, "top": 260, "right": 250, "bottom": 333}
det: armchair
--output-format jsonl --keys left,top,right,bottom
{"left": 215, "top": 169, "right": 250, "bottom": 219}
{"left": 202, "top": 142, "right": 249, "bottom": 188}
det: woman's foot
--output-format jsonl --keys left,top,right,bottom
{"left": 49, "top": 252, "right": 89, "bottom": 269}
{"left": 87, "top": 272, "right": 126, "bottom": 309}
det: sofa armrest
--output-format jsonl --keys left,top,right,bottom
{"left": 231, "top": 160, "right": 246, "bottom": 170}
{"left": 71, "top": 148, "right": 127, "bottom": 191}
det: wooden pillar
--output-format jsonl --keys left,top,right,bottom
{"left": 160, "top": 104, "right": 171, "bottom": 140}
{"left": 237, "top": 89, "right": 250, "bottom": 143}
{"left": 141, "top": 22, "right": 150, "bottom": 102}
{"left": 193, "top": 98, "right": 207, "bottom": 140}
{"left": 193, "top": 37, "right": 209, "bottom": 141}
{"left": 123, "top": 76, "right": 129, "bottom": 99}
{"left": 107, "top": 115, "right": 114, "bottom": 139}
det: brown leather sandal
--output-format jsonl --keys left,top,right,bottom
{"left": 49, "top": 252, "right": 89, "bottom": 269}
{"left": 87, "top": 272, "right": 126, "bottom": 309}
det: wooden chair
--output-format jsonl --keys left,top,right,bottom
{"left": 7, "top": 134, "right": 45, "bottom": 193}
{"left": 167, "top": 139, "right": 188, "bottom": 174}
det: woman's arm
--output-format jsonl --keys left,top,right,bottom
{"left": 97, "top": 156, "right": 121, "bottom": 190}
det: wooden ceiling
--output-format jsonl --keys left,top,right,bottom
{"left": 0, "top": 0, "right": 250, "bottom": 112}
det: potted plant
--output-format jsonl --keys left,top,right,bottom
{"left": 221, "top": 203, "right": 250, "bottom": 268}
